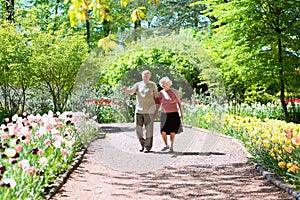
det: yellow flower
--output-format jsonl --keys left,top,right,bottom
{"left": 272, "top": 137, "right": 279, "bottom": 143}
{"left": 278, "top": 161, "right": 286, "bottom": 169}
{"left": 287, "top": 162, "right": 293, "bottom": 169}
{"left": 270, "top": 152, "right": 275, "bottom": 158}
{"left": 286, "top": 139, "right": 292, "bottom": 145}
{"left": 263, "top": 140, "right": 270, "bottom": 149}
{"left": 288, "top": 165, "right": 299, "bottom": 173}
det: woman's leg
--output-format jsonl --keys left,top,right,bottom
{"left": 161, "top": 131, "right": 170, "bottom": 151}
{"left": 170, "top": 132, "right": 175, "bottom": 151}
{"left": 161, "top": 131, "right": 168, "bottom": 146}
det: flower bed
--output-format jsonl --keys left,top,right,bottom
{"left": 0, "top": 111, "right": 97, "bottom": 199}
{"left": 183, "top": 102, "right": 300, "bottom": 189}
{"left": 223, "top": 114, "right": 300, "bottom": 188}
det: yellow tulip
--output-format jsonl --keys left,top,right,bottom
{"left": 278, "top": 161, "right": 286, "bottom": 169}
{"left": 287, "top": 162, "right": 293, "bottom": 168}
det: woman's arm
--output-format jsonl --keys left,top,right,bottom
{"left": 173, "top": 89, "right": 183, "bottom": 119}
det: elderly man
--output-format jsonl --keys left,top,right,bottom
{"left": 122, "top": 70, "right": 159, "bottom": 153}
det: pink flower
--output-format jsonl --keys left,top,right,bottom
{"left": 1, "top": 133, "right": 9, "bottom": 139}
{"left": 66, "top": 128, "right": 72, "bottom": 134}
{"left": 56, "top": 122, "right": 63, "bottom": 127}
{"left": 46, "top": 125, "right": 52, "bottom": 131}
{"left": 36, "top": 131, "right": 42, "bottom": 138}
{"left": 285, "top": 129, "right": 293, "bottom": 140}
{"left": 51, "top": 129, "right": 61, "bottom": 136}
{"left": 15, "top": 145, "right": 23, "bottom": 153}
{"left": 26, "top": 166, "right": 37, "bottom": 175}
{"left": 24, "top": 132, "right": 31, "bottom": 139}
{"left": 292, "top": 135, "right": 300, "bottom": 146}
{"left": 61, "top": 149, "right": 68, "bottom": 155}
{"left": 18, "top": 159, "right": 30, "bottom": 170}
{"left": 38, "top": 149, "right": 44, "bottom": 156}
{"left": 24, "top": 139, "right": 30, "bottom": 145}
{"left": 44, "top": 139, "right": 51, "bottom": 146}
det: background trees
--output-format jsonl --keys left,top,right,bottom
{"left": 200, "top": 0, "right": 300, "bottom": 122}
{"left": 0, "top": 8, "right": 88, "bottom": 119}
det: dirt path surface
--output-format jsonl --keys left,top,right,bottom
{"left": 52, "top": 123, "right": 293, "bottom": 200}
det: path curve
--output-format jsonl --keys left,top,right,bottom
{"left": 52, "top": 123, "right": 293, "bottom": 200}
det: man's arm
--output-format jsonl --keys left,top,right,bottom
{"left": 154, "top": 92, "right": 161, "bottom": 120}
{"left": 121, "top": 84, "right": 137, "bottom": 95}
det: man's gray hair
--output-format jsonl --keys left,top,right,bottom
{"left": 142, "top": 70, "right": 151, "bottom": 76}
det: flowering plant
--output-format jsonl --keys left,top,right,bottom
{"left": 0, "top": 111, "right": 89, "bottom": 199}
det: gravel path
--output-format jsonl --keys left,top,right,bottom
{"left": 51, "top": 123, "right": 294, "bottom": 200}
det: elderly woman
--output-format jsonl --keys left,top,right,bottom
{"left": 154, "top": 77, "right": 183, "bottom": 152}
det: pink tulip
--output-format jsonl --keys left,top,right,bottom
{"left": 61, "top": 149, "right": 68, "bottom": 155}
{"left": 24, "top": 139, "right": 30, "bottom": 145}
{"left": 56, "top": 122, "right": 63, "bottom": 127}
{"left": 15, "top": 145, "right": 23, "bottom": 153}
{"left": 38, "top": 149, "right": 44, "bottom": 156}
{"left": 27, "top": 166, "right": 37, "bottom": 175}
{"left": 292, "top": 135, "right": 300, "bottom": 146}
{"left": 44, "top": 139, "right": 51, "bottom": 146}
{"left": 18, "top": 159, "right": 30, "bottom": 170}
{"left": 1, "top": 133, "right": 9, "bottom": 139}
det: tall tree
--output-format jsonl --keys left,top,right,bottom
{"left": 203, "top": 0, "right": 300, "bottom": 121}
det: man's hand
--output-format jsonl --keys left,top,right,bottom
{"left": 121, "top": 86, "right": 127, "bottom": 92}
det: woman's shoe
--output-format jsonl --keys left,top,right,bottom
{"left": 161, "top": 146, "right": 169, "bottom": 151}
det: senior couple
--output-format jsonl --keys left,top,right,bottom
{"left": 122, "top": 70, "right": 183, "bottom": 153}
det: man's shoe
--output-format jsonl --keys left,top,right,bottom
{"left": 169, "top": 148, "right": 174, "bottom": 153}
{"left": 144, "top": 147, "right": 151, "bottom": 153}
{"left": 139, "top": 147, "right": 144, "bottom": 152}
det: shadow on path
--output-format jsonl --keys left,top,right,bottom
{"left": 102, "top": 163, "right": 292, "bottom": 200}
{"left": 150, "top": 151, "right": 226, "bottom": 156}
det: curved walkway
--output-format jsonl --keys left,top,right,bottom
{"left": 52, "top": 122, "right": 294, "bottom": 199}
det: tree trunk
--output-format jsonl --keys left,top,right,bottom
{"left": 134, "top": 20, "right": 141, "bottom": 41}
{"left": 103, "top": 19, "right": 110, "bottom": 37}
{"left": 6, "top": 0, "right": 14, "bottom": 22}
{"left": 86, "top": 19, "right": 90, "bottom": 47}
{"left": 278, "top": 37, "right": 289, "bottom": 121}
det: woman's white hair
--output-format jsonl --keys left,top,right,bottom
{"left": 159, "top": 77, "right": 172, "bottom": 88}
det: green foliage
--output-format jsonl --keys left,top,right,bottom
{"left": 28, "top": 28, "right": 88, "bottom": 112}
{"left": 0, "top": 21, "right": 32, "bottom": 116}
{"left": 99, "top": 48, "right": 202, "bottom": 94}
{"left": 0, "top": 12, "right": 89, "bottom": 118}
{"left": 200, "top": 0, "right": 300, "bottom": 119}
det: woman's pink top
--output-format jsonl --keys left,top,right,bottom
{"left": 159, "top": 88, "right": 181, "bottom": 113}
